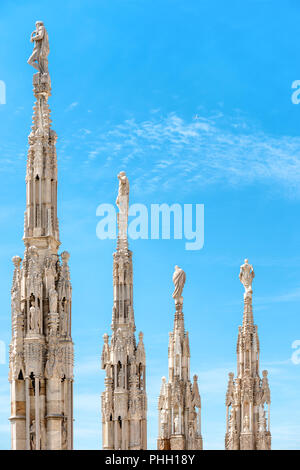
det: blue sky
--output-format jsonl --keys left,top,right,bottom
{"left": 0, "top": 0, "right": 300, "bottom": 450}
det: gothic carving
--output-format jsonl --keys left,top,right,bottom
{"left": 101, "top": 173, "right": 147, "bottom": 450}
{"left": 9, "top": 22, "right": 73, "bottom": 451}
{"left": 157, "top": 267, "right": 202, "bottom": 450}
{"left": 225, "top": 260, "right": 271, "bottom": 450}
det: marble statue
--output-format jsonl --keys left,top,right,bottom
{"left": 239, "top": 259, "right": 255, "bottom": 300}
{"left": 116, "top": 171, "right": 129, "bottom": 242}
{"left": 49, "top": 287, "right": 58, "bottom": 313}
{"left": 172, "top": 265, "right": 186, "bottom": 305}
{"left": 27, "top": 21, "right": 49, "bottom": 74}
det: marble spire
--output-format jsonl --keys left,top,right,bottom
{"left": 157, "top": 266, "right": 203, "bottom": 450}
{"left": 101, "top": 172, "right": 147, "bottom": 450}
{"left": 9, "top": 22, "right": 74, "bottom": 450}
{"left": 225, "top": 259, "right": 271, "bottom": 450}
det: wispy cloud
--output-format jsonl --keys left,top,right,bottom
{"left": 66, "top": 112, "right": 300, "bottom": 196}
{"left": 65, "top": 102, "right": 79, "bottom": 112}
{"left": 256, "top": 287, "right": 300, "bottom": 305}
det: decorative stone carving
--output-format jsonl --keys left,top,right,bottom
{"left": 101, "top": 173, "right": 147, "bottom": 450}
{"left": 27, "top": 21, "right": 49, "bottom": 75}
{"left": 225, "top": 260, "right": 271, "bottom": 450}
{"left": 9, "top": 22, "right": 73, "bottom": 451}
{"left": 49, "top": 287, "right": 58, "bottom": 313}
{"left": 172, "top": 265, "right": 186, "bottom": 306}
{"left": 157, "top": 267, "right": 202, "bottom": 450}
{"left": 116, "top": 171, "right": 129, "bottom": 244}
{"left": 239, "top": 259, "right": 255, "bottom": 300}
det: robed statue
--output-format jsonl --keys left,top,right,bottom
{"left": 116, "top": 171, "right": 129, "bottom": 241}
{"left": 172, "top": 265, "right": 186, "bottom": 305}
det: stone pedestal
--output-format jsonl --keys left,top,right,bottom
{"left": 157, "top": 438, "right": 170, "bottom": 450}
{"left": 194, "top": 436, "right": 203, "bottom": 450}
{"left": 170, "top": 434, "right": 185, "bottom": 450}
{"left": 240, "top": 433, "right": 254, "bottom": 450}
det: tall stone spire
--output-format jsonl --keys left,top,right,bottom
{"left": 9, "top": 22, "right": 74, "bottom": 450}
{"left": 101, "top": 172, "right": 147, "bottom": 450}
{"left": 157, "top": 266, "right": 203, "bottom": 450}
{"left": 225, "top": 259, "right": 271, "bottom": 450}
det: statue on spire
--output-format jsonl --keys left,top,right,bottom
{"left": 172, "top": 265, "right": 186, "bottom": 306}
{"left": 116, "top": 171, "right": 129, "bottom": 243}
{"left": 239, "top": 259, "right": 255, "bottom": 300}
{"left": 27, "top": 21, "right": 49, "bottom": 75}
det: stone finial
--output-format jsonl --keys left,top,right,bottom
{"left": 172, "top": 265, "right": 186, "bottom": 306}
{"left": 12, "top": 256, "right": 22, "bottom": 268}
{"left": 61, "top": 251, "right": 70, "bottom": 264}
{"left": 27, "top": 21, "right": 50, "bottom": 75}
{"left": 103, "top": 333, "right": 109, "bottom": 343}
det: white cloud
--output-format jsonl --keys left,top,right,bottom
{"left": 66, "top": 102, "right": 79, "bottom": 111}
{"left": 74, "top": 112, "right": 300, "bottom": 197}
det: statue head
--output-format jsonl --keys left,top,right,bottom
{"left": 35, "top": 21, "right": 44, "bottom": 27}
{"left": 118, "top": 171, "right": 126, "bottom": 181}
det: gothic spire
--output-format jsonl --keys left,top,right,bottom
{"left": 9, "top": 23, "right": 73, "bottom": 450}
{"left": 101, "top": 172, "right": 147, "bottom": 450}
{"left": 225, "top": 259, "right": 271, "bottom": 450}
{"left": 157, "top": 266, "right": 203, "bottom": 450}
{"left": 25, "top": 20, "right": 59, "bottom": 249}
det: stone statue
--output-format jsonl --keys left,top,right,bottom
{"left": 62, "top": 419, "right": 68, "bottom": 450}
{"left": 160, "top": 409, "right": 168, "bottom": 438}
{"left": 61, "top": 299, "right": 68, "bottom": 335}
{"left": 239, "top": 259, "right": 255, "bottom": 300}
{"left": 116, "top": 171, "right": 129, "bottom": 241}
{"left": 172, "top": 266, "right": 186, "bottom": 305}
{"left": 161, "top": 408, "right": 168, "bottom": 425}
{"left": 258, "top": 408, "right": 267, "bottom": 432}
{"left": 27, "top": 21, "right": 49, "bottom": 74}
{"left": 29, "top": 304, "right": 36, "bottom": 331}
{"left": 36, "top": 305, "right": 42, "bottom": 333}
{"left": 49, "top": 287, "right": 58, "bottom": 313}
{"left": 174, "top": 415, "right": 179, "bottom": 434}
{"left": 261, "top": 370, "right": 271, "bottom": 404}
{"left": 243, "top": 414, "right": 250, "bottom": 432}
{"left": 30, "top": 420, "right": 36, "bottom": 450}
